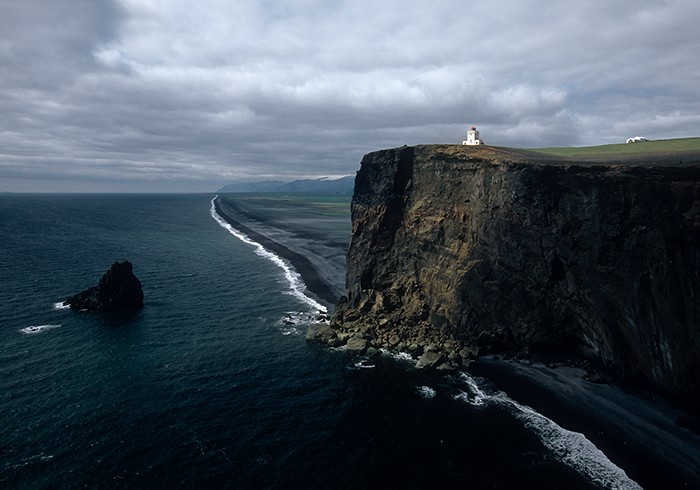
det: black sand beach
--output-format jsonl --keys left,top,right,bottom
{"left": 214, "top": 193, "right": 700, "bottom": 489}
{"left": 471, "top": 358, "right": 700, "bottom": 488}
{"left": 213, "top": 195, "right": 347, "bottom": 307}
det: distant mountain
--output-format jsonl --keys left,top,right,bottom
{"left": 217, "top": 176, "right": 354, "bottom": 194}
{"left": 216, "top": 180, "right": 286, "bottom": 193}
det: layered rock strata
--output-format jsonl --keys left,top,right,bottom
{"left": 314, "top": 144, "right": 700, "bottom": 401}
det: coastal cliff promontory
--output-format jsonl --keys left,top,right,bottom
{"left": 324, "top": 144, "right": 700, "bottom": 402}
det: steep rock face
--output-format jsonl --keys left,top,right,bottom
{"left": 331, "top": 145, "right": 700, "bottom": 399}
{"left": 65, "top": 261, "right": 144, "bottom": 311}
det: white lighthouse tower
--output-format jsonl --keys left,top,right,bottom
{"left": 462, "top": 125, "right": 484, "bottom": 145}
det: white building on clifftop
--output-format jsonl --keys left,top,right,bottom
{"left": 462, "top": 125, "right": 485, "bottom": 145}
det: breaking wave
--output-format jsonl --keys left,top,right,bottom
{"left": 453, "top": 372, "right": 642, "bottom": 489}
{"left": 20, "top": 324, "right": 61, "bottom": 335}
{"left": 416, "top": 386, "right": 436, "bottom": 399}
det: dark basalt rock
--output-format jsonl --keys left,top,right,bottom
{"left": 64, "top": 261, "right": 144, "bottom": 311}
{"left": 306, "top": 323, "right": 341, "bottom": 346}
{"left": 322, "top": 144, "right": 700, "bottom": 403}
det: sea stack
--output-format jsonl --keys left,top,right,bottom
{"left": 64, "top": 261, "right": 144, "bottom": 311}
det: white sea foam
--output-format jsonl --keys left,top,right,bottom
{"left": 210, "top": 196, "right": 327, "bottom": 316}
{"left": 378, "top": 348, "right": 415, "bottom": 364}
{"left": 416, "top": 386, "right": 436, "bottom": 399}
{"left": 353, "top": 359, "right": 375, "bottom": 369}
{"left": 20, "top": 324, "right": 61, "bottom": 335}
{"left": 280, "top": 310, "right": 324, "bottom": 327}
{"left": 278, "top": 306, "right": 328, "bottom": 336}
{"left": 452, "top": 374, "right": 488, "bottom": 407}
{"left": 508, "top": 399, "right": 642, "bottom": 489}
{"left": 53, "top": 302, "right": 70, "bottom": 310}
{"left": 454, "top": 372, "right": 642, "bottom": 489}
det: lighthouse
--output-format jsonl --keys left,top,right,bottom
{"left": 462, "top": 125, "right": 484, "bottom": 145}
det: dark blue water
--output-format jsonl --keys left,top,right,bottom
{"left": 0, "top": 194, "right": 638, "bottom": 488}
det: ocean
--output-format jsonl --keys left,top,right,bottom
{"left": 0, "top": 194, "right": 646, "bottom": 488}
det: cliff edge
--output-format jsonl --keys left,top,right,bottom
{"left": 324, "top": 144, "right": 700, "bottom": 403}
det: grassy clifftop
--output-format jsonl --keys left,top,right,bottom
{"left": 517, "top": 137, "right": 700, "bottom": 164}
{"left": 408, "top": 137, "right": 700, "bottom": 167}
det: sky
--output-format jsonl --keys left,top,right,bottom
{"left": 1, "top": 0, "right": 699, "bottom": 192}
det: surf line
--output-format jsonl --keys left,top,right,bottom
{"left": 454, "top": 372, "right": 642, "bottom": 490}
{"left": 210, "top": 196, "right": 327, "bottom": 314}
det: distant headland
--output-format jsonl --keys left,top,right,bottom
{"left": 218, "top": 175, "right": 354, "bottom": 194}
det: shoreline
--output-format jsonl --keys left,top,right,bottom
{"left": 213, "top": 193, "right": 699, "bottom": 487}
{"left": 470, "top": 357, "right": 700, "bottom": 488}
{"left": 213, "top": 196, "right": 341, "bottom": 307}
{"left": 318, "top": 302, "right": 700, "bottom": 487}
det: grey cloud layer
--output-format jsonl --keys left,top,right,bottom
{"left": 1, "top": 0, "right": 699, "bottom": 191}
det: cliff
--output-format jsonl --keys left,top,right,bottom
{"left": 325, "top": 144, "right": 700, "bottom": 402}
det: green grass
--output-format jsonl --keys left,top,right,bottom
{"left": 520, "top": 137, "right": 700, "bottom": 160}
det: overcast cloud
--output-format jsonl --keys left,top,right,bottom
{"left": 1, "top": 0, "right": 699, "bottom": 192}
